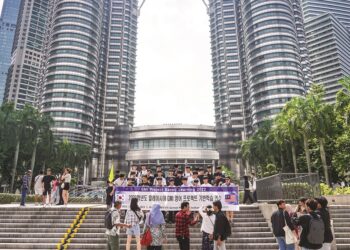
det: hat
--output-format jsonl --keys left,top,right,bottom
{"left": 217, "top": 166, "right": 222, "bottom": 170}
{"left": 192, "top": 171, "right": 198, "bottom": 175}
{"left": 185, "top": 165, "right": 191, "bottom": 169}
{"left": 169, "top": 178, "right": 175, "bottom": 182}
{"left": 156, "top": 177, "right": 163, "bottom": 181}
{"left": 207, "top": 165, "right": 212, "bottom": 168}
{"left": 182, "top": 177, "right": 188, "bottom": 180}
{"left": 203, "top": 176, "right": 209, "bottom": 179}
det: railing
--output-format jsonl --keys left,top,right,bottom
{"left": 256, "top": 173, "right": 320, "bottom": 202}
{"left": 68, "top": 185, "right": 105, "bottom": 203}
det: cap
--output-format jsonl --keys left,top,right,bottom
{"left": 182, "top": 177, "right": 188, "bottom": 180}
{"left": 217, "top": 166, "right": 222, "bottom": 170}
{"left": 185, "top": 166, "right": 191, "bottom": 169}
{"left": 192, "top": 171, "right": 198, "bottom": 175}
{"left": 203, "top": 176, "right": 209, "bottom": 179}
{"left": 156, "top": 177, "right": 163, "bottom": 180}
{"left": 168, "top": 178, "right": 175, "bottom": 182}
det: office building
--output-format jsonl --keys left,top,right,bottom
{"left": 302, "top": 0, "right": 350, "bottom": 30}
{"left": 205, "top": 0, "right": 309, "bottom": 174}
{"left": 302, "top": 0, "right": 350, "bottom": 102}
{"left": 0, "top": 0, "right": 21, "bottom": 103}
{"left": 3, "top": 0, "right": 50, "bottom": 109}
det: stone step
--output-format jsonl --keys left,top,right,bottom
{"left": 333, "top": 218, "right": 350, "bottom": 222}
{"left": 0, "top": 238, "right": 60, "bottom": 244}
{"left": 336, "top": 238, "right": 350, "bottom": 244}
{"left": 337, "top": 244, "right": 350, "bottom": 250}
{"left": 0, "top": 223, "right": 70, "bottom": 228}
{"left": 0, "top": 243, "right": 57, "bottom": 249}
{"left": 330, "top": 213, "right": 350, "bottom": 218}
{"left": 0, "top": 233, "right": 63, "bottom": 238}
{"left": 333, "top": 227, "right": 350, "bottom": 232}
{"left": 0, "top": 228, "right": 66, "bottom": 233}
{"left": 67, "top": 242, "right": 278, "bottom": 250}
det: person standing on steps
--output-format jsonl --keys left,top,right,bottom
{"left": 242, "top": 175, "right": 254, "bottom": 204}
{"left": 271, "top": 200, "right": 296, "bottom": 250}
{"left": 61, "top": 168, "right": 71, "bottom": 206}
{"left": 143, "top": 203, "right": 167, "bottom": 250}
{"left": 315, "top": 197, "right": 333, "bottom": 250}
{"left": 42, "top": 168, "right": 55, "bottom": 207}
{"left": 125, "top": 198, "right": 144, "bottom": 250}
{"left": 213, "top": 200, "right": 231, "bottom": 250}
{"left": 199, "top": 205, "right": 216, "bottom": 250}
{"left": 106, "top": 201, "right": 131, "bottom": 250}
{"left": 34, "top": 170, "right": 44, "bottom": 205}
{"left": 251, "top": 172, "right": 258, "bottom": 202}
{"left": 20, "top": 170, "right": 32, "bottom": 207}
{"left": 175, "top": 201, "right": 199, "bottom": 250}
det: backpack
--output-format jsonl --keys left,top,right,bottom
{"left": 105, "top": 210, "right": 116, "bottom": 230}
{"left": 307, "top": 215, "right": 325, "bottom": 245}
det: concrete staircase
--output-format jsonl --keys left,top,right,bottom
{"left": 0, "top": 207, "right": 81, "bottom": 249}
{"left": 329, "top": 205, "right": 350, "bottom": 250}
{"left": 68, "top": 205, "right": 278, "bottom": 250}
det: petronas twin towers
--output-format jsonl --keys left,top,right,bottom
{"left": 4, "top": 0, "right": 321, "bottom": 176}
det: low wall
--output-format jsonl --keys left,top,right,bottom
{"left": 324, "top": 195, "right": 350, "bottom": 205}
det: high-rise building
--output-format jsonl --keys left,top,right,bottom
{"left": 0, "top": 0, "right": 21, "bottom": 103}
{"left": 3, "top": 0, "right": 50, "bottom": 109}
{"left": 3, "top": 0, "right": 140, "bottom": 178}
{"left": 302, "top": 0, "right": 350, "bottom": 30}
{"left": 205, "top": 0, "right": 309, "bottom": 174}
{"left": 302, "top": 0, "right": 350, "bottom": 102}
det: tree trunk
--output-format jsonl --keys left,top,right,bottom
{"left": 29, "top": 138, "right": 38, "bottom": 185}
{"left": 319, "top": 138, "right": 329, "bottom": 185}
{"left": 280, "top": 150, "right": 286, "bottom": 172}
{"left": 291, "top": 141, "right": 298, "bottom": 175}
{"left": 303, "top": 133, "right": 312, "bottom": 174}
{"left": 10, "top": 140, "right": 20, "bottom": 193}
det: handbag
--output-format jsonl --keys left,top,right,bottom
{"left": 283, "top": 212, "right": 297, "bottom": 244}
{"left": 141, "top": 214, "right": 152, "bottom": 246}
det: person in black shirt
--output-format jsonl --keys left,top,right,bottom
{"left": 206, "top": 166, "right": 214, "bottom": 184}
{"left": 198, "top": 168, "right": 205, "bottom": 183}
{"left": 315, "top": 197, "right": 333, "bottom": 250}
{"left": 146, "top": 169, "right": 154, "bottom": 186}
{"left": 293, "top": 199, "right": 324, "bottom": 250}
{"left": 213, "top": 173, "right": 224, "bottom": 186}
{"left": 174, "top": 171, "right": 183, "bottom": 186}
{"left": 271, "top": 200, "right": 295, "bottom": 250}
{"left": 42, "top": 168, "right": 56, "bottom": 207}
{"left": 242, "top": 175, "right": 254, "bottom": 204}
{"left": 139, "top": 175, "right": 150, "bottom": 186}
{"left": 213, "top": 200, "right": 230, "bottom": 249}
{"left": 106, "top": 181, "right": 114, "bottom": 209}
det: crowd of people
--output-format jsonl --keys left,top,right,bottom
{"left": 20, "top": 167, "right": 72, "bottom": 207}
{"left": 271, "top": 197, "right": 333, "bottom": 250}
{"left": 106, "top": 165, "right": 258, "bottom": 207}
{"left": 106, "top": 198, "right": 231, "bottom": 250}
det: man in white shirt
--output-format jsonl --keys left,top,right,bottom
{"left": 201, "top": 176, "right": 212, "bottom": 187}
{"left": 199, "top": 205, "right": 216, "bottom": 249}
{"left": 188, "top": 171, "right": 201, "bottom": 185}
{"left": 113, "top": 173, "right": 127, "bottom": 187}
{"left": 181, "top": 177, "right": 192, "bottom": 187}
{"left": 183, "top": 166, "right": 192, "bottom": 177}
{"left": 106, "top": 201, "right": 131, "bottom": 250}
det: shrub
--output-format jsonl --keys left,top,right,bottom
{"left": 282, "top": 182, "right": 314, "bottom": 200}
{"left": 321, "top": 183, "right": 350, "bottom": 195}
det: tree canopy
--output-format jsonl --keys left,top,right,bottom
{"left": 241, "top": 78, "right": 350, "bottom": 185}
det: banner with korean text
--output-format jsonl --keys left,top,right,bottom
{"left": 114, "top": 186, "right": 239, "bottom": 211}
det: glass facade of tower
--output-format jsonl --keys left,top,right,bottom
{"left": 4, "top": 0, "right": 50, "bottom": 109}
{"left": 208, "top": 0, "right": 308, "bottom": 174}
{"left": 0, "top": 0, "right": 21, "bottom": 103}
{"left": 302, "top": 0, "right": 350, "bottom": 102}
{"left": 302, "top": 0, "right": 350, "bottom": 30}
{"left": 41, "top": 0, "right": 104, "bottom": 145}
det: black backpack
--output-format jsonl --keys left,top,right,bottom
{"left": 307, "top": 215, "right": 325, "bottom": 245}
{"left": 105, "top": 210, "right": 116, "bottom": 230}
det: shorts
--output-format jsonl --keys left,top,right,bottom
{"left": 63, "top": 183, "right": 70, "bottom": 191}
{"left": 126, "top": 224, "right": 140, "bottom": 236}
{"left": 43, "top": 188, "right": 51, "bottom": 196}
{"left": 34, "top": 187, "right": 43, "bottom": 195}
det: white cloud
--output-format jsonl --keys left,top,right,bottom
{"left": 134, "top": 0, "right": 214, "bottom": 126}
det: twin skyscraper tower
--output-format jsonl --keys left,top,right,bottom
{"left": 2, "top": 0, "right": 350, "bottom": 177}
